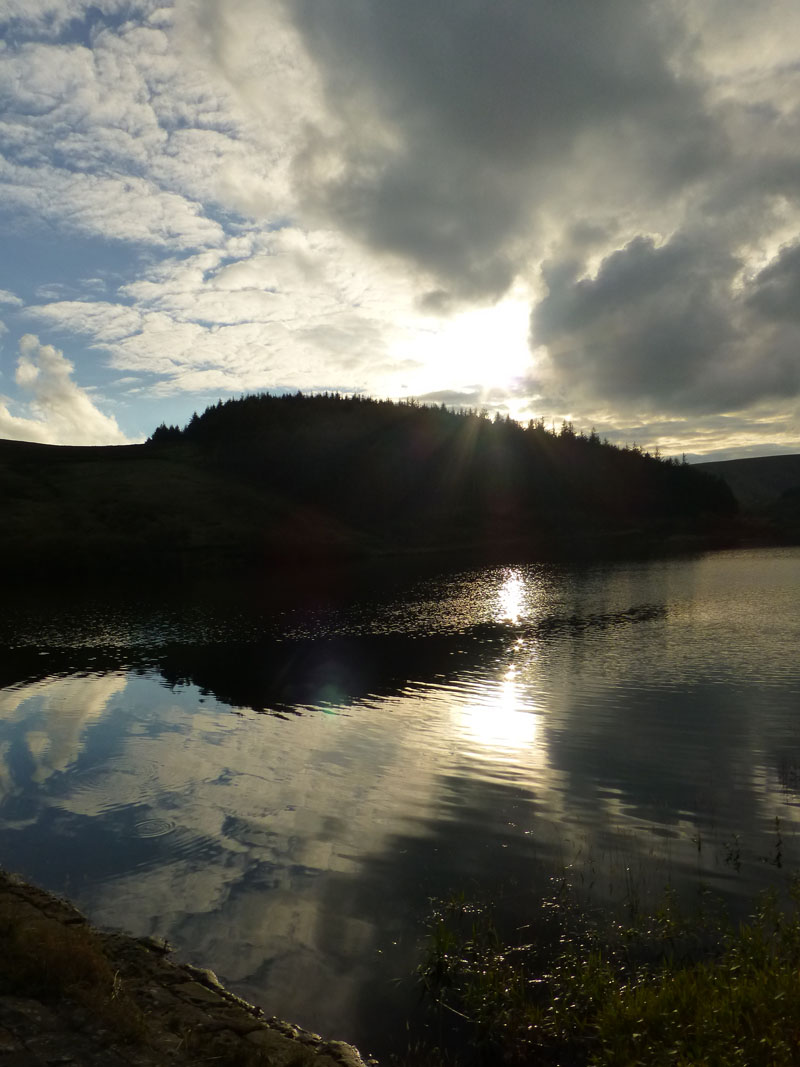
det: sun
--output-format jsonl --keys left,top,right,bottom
{"left": 382, "top": 293, "right": 532, "bottom": 409}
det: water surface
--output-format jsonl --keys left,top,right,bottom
{"left": 1, "top": 547, "right": 799, "bottom": 1059}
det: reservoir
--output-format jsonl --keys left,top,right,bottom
{"left": 1, "top": 546, "right": 799, "bottom": 1060}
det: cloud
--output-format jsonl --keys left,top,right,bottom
{"left": 533, "top": 233, "right": 739, "bottom": 411}
{"left": 532, "top": 230, "right": 800, "bottom": 418}
{"left": 0, "top": 334, "right": 130, "bottom": 444}
{"left": 748, "top": 242, "right": 800, "bottom": 323}
{"left": 0, "top": 0, "right": 164, "bottom": 39}
{"left": 0, "top": 20, "right": 236, "bottom": 250}
{"left": 0, "top": 289, "right": 22, "bottom": 307}
{"left": 28, "top": 301, "right": 144, "bottom": 343}
{"left": 0, "top": 159, "right": 225, "bottom": 250}
{"left": 2, "top": 1, "right": 800, "bottom": 455}
{"left": 25, "top": 228, "right": 408, "bottom": 394}
{"left": 415, "top": 388, "right": 504, "bottom": 410}
{"left": 272, "top": 0, "right": 719, "bottom": 302}
{"left": 567, "top": 403, "right": 800, "bottom": 461}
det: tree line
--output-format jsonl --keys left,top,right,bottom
{"left": 147, "top": 392, "right": 737, "bottom": 552}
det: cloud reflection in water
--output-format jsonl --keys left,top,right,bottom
{"left": 0, "top": 672, "right": 127, "bottom": 785}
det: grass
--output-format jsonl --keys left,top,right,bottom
{"left": 412, "top": 871, "right": 800, "bottom": 1066}
{"left": 0, "top": 894, "right": 287, "bottom": 1065}
{"left": 0, "top": 897, "right": 148, "bottom": 1043}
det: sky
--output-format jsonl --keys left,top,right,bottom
{"left": 1, "top": 0, "right": 800, "bottom": 459}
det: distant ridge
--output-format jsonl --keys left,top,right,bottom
{"left": 1, "top": 393, "right": 739, "bottom": 578}
{"left": 694, "top": 454, "right": 800, "bottom": 510}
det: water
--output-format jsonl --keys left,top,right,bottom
{"left": 1, "top": 547, "right": 799, "bottom": 1059}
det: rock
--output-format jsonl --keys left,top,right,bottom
{"left": 0, "top": 868, "right": 376, "bottom": 1066}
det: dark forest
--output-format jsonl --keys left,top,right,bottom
{"left": 2, "top": 393, "right": 738, "bottom": 578}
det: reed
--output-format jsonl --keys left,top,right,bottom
{"left": 410, "top": 862, "right": 800, "bottom": 1065}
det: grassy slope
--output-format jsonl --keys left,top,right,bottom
{"left": 0, "top": 438, "right": 368, "bottom": 576}
{"left": 695, "top": 453, "right": 800, "bottom": 509}
{"left": 694, "top": 453, "right": 800, "bottom": 543}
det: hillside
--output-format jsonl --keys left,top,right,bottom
{"left": 694, "top": 454, "right": 800, "bottom": 509}
{"left": 1, "top": 394, "right": 738, "bottom": 578}
{"left": 0, "top": 435, "right": 366, "bottom": 576}
{"left": 694, "top": 452, "right": 800, "bottom": 543}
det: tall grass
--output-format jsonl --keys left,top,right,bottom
{"left": 411, "top": 861, "right": 800, "bottom": 1065}
{"left": 0, "top": 897, "right": 147, "bottom": 1042}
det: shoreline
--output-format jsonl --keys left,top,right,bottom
{"left": 0, "top": 869, "right": 373, "bottom": 1066}
{"left": 0, "top": 523, "right": 759, "bottom": 588}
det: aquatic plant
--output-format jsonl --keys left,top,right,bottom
{"left": 414, "top": 874, "right": 800, "bottom": 1065}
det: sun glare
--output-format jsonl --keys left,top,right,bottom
{"left": 384, "top": 295, "right": 532, "bottom": 405}
{"left": 458, "top": 667, "right": 540, "bottom": 761}
{"left": 497, "top": 570, "right": 525, "bottom": 624}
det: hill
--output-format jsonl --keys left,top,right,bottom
{"left": 1, "top": 394, "right": 738, "bottom": 579}
{"left": 694, "top": 452, "right": 800, "bottom": 543}
{"left": 694, "top": 454, "right": 800, "bottom": 509}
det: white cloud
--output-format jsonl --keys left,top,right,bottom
{"left": 0, "top": 22, "right": 238, "bottom": 248}
{"left": 0, "top": 0, "right": 162, "bottom": 37}
{"left": 0, "top": 334, "right": 131, "bottom": 444}
{"left": 28, "top": 301, "right": 145, "bottom": 342}
{"left": 25, "top": 228, "right": 415, "bottom": 393}
{"left": 0, "top": 159, "right": 225, "bottom": 250}
{"left": 0, "top": 289, "right": 22, "bottom": 307}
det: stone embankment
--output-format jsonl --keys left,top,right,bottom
{"left": 0, "top": 870, "right": 374, "bottom": 1066}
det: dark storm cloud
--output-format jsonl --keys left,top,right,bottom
{"left": 286, "top": 0, "right": 718, "bottom": 300}
{"left": 415, "top": 387, "right": 509, "bottom": 409}
{"left": 748, "top": 242, "right": 800, "bottom": 323}
{"left": 533, "top": 232, "right": 800, "bottom": 413}
{"left": 534, "top": 234, "right": 738, "bottom": 409}
{"left": 277, "top": 0, "right": 798, "bottom": 435}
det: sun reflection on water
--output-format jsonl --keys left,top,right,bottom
{"left": 457, "top": 666, "right": 541, "bottom": 761}
{"left": 497, "top": 569, "right": 525, "bottom": 624}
